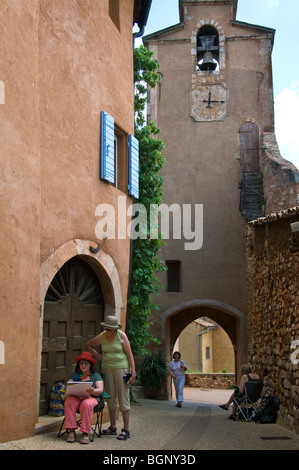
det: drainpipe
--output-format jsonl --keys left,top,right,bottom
{"left": 197, "top": 325, "right": 219, "bottom": 371}
{"left": 133, "top": 0, "right": 152, "bottom": 47}
{"left": 133, "top": 26, "right": 145, "bottom": 45}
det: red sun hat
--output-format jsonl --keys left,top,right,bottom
{"left": 74, "top": 351, "right": 96, "bottom": 364}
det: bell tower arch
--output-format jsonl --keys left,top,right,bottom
{"left": 162, "top": 299, "right": 246, "bottom": 373}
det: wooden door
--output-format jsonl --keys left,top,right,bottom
{"left": 239, "top": 122, "right": 260, "bottom": 173}
{"left": 39, "top": 257, "right": 104, "bottom": 415}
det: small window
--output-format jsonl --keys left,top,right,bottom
{"left": 166, "top": 261, "right": 181, "bottom": 293}
{"left": 206, "top": 346, "right": 210, "bottom": 360}
{"left": 109, "top": 0, "right": 120, "bottom": 30}
{"left": 114, "top": 126, "right": 128, "bottom": 193}
{"left": 101, "top": 111, "right": 136, "bottom": 195}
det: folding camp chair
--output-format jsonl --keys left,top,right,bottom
{"left": 233, "top": 379, "right": 263, "bottom": 422}
{"left": 57, "top": 396, "right": 107, "bottom": 442}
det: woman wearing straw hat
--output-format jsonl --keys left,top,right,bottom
{"left": 64, "top": 351, "right": 103, "bottom": 444}
{"left": 86, "top": 315, "right": 136, "bottom": 441}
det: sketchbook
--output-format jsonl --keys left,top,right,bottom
{"left": 65, "top": 381, "right": 92, "bottom": 398}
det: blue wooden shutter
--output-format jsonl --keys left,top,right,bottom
{"left": 128, "top": 134, "right": 139, "bottom": 199}
{"left": 101, "top": 111, "right": 115, "bottom": 183}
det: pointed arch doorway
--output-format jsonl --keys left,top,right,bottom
{"left": 39, "top": 257, "right": 104, "bottom": 415}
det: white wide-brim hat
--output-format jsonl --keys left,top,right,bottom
{"left": 101, "top": 315, "right": 122, "bottom": 330}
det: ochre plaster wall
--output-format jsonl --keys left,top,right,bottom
{"left": 39, "top": 0, "right": 134, "bottom": 307}
{"left": 0, "top": 0, "right": 41, "bottom": 441}
{"left": 0, "top": 0, "right": 135, "bottom": 442}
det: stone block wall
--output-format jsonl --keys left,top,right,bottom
{"left": 131, "top": 373, "right": 235, "bottom": 401}
{"left": 186, "top": 373, "right": 235, "bottom": 389}
{"left": 246, "top": 207, "right": 299, "bottom": 432}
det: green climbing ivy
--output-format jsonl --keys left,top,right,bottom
{"left": 128, "top": 45, "right": 166, "bottom": 356}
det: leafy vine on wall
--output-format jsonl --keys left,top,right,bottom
{"left": 128, "top": 45, "right": 166, "bottom": 356}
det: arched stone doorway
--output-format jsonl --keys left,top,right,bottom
{"left": 38, "top": 239, "right": 124, "bottom": 416}
{"left": 39, "top": 257, "right": 104, "bottom": 415}
{"left": 161, "top": 299, "right": 247, "bottom": 395}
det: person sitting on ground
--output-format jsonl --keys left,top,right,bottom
{"left": 64, "top": 351, "right": 103, "bottom": 444}
{"left": 219, "top": 363, "right": 260, "bottom": 420}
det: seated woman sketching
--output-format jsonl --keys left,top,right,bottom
{"left": 64, "top": 351, "right": 103, "bottom": 444}
{"left": 219, "top": 364, "right": 260, "bottom": 420}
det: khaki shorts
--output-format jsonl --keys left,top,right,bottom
{"left": 103, "top": 368, "right": 130, "bottom": 412}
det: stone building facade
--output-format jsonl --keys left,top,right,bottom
{"left": 246, "top": 207, "right": 299, "bottom": 432}
{"left": 144, "top": 0, "right": 298, "bottom": 392}
{"left": 0, "top": 0, "right": 151, "bottom": 443}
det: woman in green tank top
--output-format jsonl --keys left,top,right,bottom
{"left": 86, "top": 315, "right": 136, "bottom": 441}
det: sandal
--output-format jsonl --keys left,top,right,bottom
{"left": 66, "top": 431, "right": 76, "bottom": 443}
{"left": 228, "top": 414, "right": 236, "bottom": 420}
{"left": 80, "top": 433, "right": 89, "bottom": 444}
{"left": 101, "top": 425, "right": 117, "bottom": 435}
{"left": 219, "top": 405, "right": 229, "bottom": 410}
{"left": 117, "top": 428, "right": 130, "bottom": 440}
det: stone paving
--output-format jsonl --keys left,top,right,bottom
{"left": 1, "top": 388, "right": 299, "bottom": 452}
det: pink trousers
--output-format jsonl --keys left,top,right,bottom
{"left": 64, "top": 396, "right": 98, "bottom": 434}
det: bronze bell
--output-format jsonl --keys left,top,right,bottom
{"left": 198, "top": 52, "right": 217, "bottom": 71}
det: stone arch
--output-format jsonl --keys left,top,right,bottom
{"left": 161, "top": 299, "right": 247, "bottom": 383}
{"left": 40, "top": 239, "right": 124, "bottom": 321}
{"left": 36, "top": 239, "right": 124, "bottom": 414}
{"left": 191, "top": 19, "right": 225, "bottom": 75}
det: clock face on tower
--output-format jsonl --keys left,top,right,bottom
{"left": 190, "top": 85, "right": 227, "bottom": 121}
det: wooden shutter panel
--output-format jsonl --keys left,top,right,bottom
{"left": 239, "top": 122, "right": 260, "bottom": 173}
{"left": 128, "top": 134, "right": 139, "bottom": 199}
{"left": 101, "top": 111, "right": 115, "bottom": 183}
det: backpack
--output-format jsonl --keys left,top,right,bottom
{"left": 49, "top": 382, "right": 66, "bottom": 417}
{"left": 254, "top": 396, "right": 280, "bottom": 424}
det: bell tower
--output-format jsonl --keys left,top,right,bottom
{"left": 143, "top": 0, "right": 278, "bottom": 378}
{"left": 190, "top": 15, "right": 228, "bottom": 122}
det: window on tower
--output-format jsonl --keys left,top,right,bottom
{"left": 166, "top": 260, "right": 181, "bottom": 293}
{"left": 197, "top": 25, "right": 219, "bottom": 72}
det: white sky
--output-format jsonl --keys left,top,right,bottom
{"left": 139, "top": 0, "right": 299, "bottom": 169}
